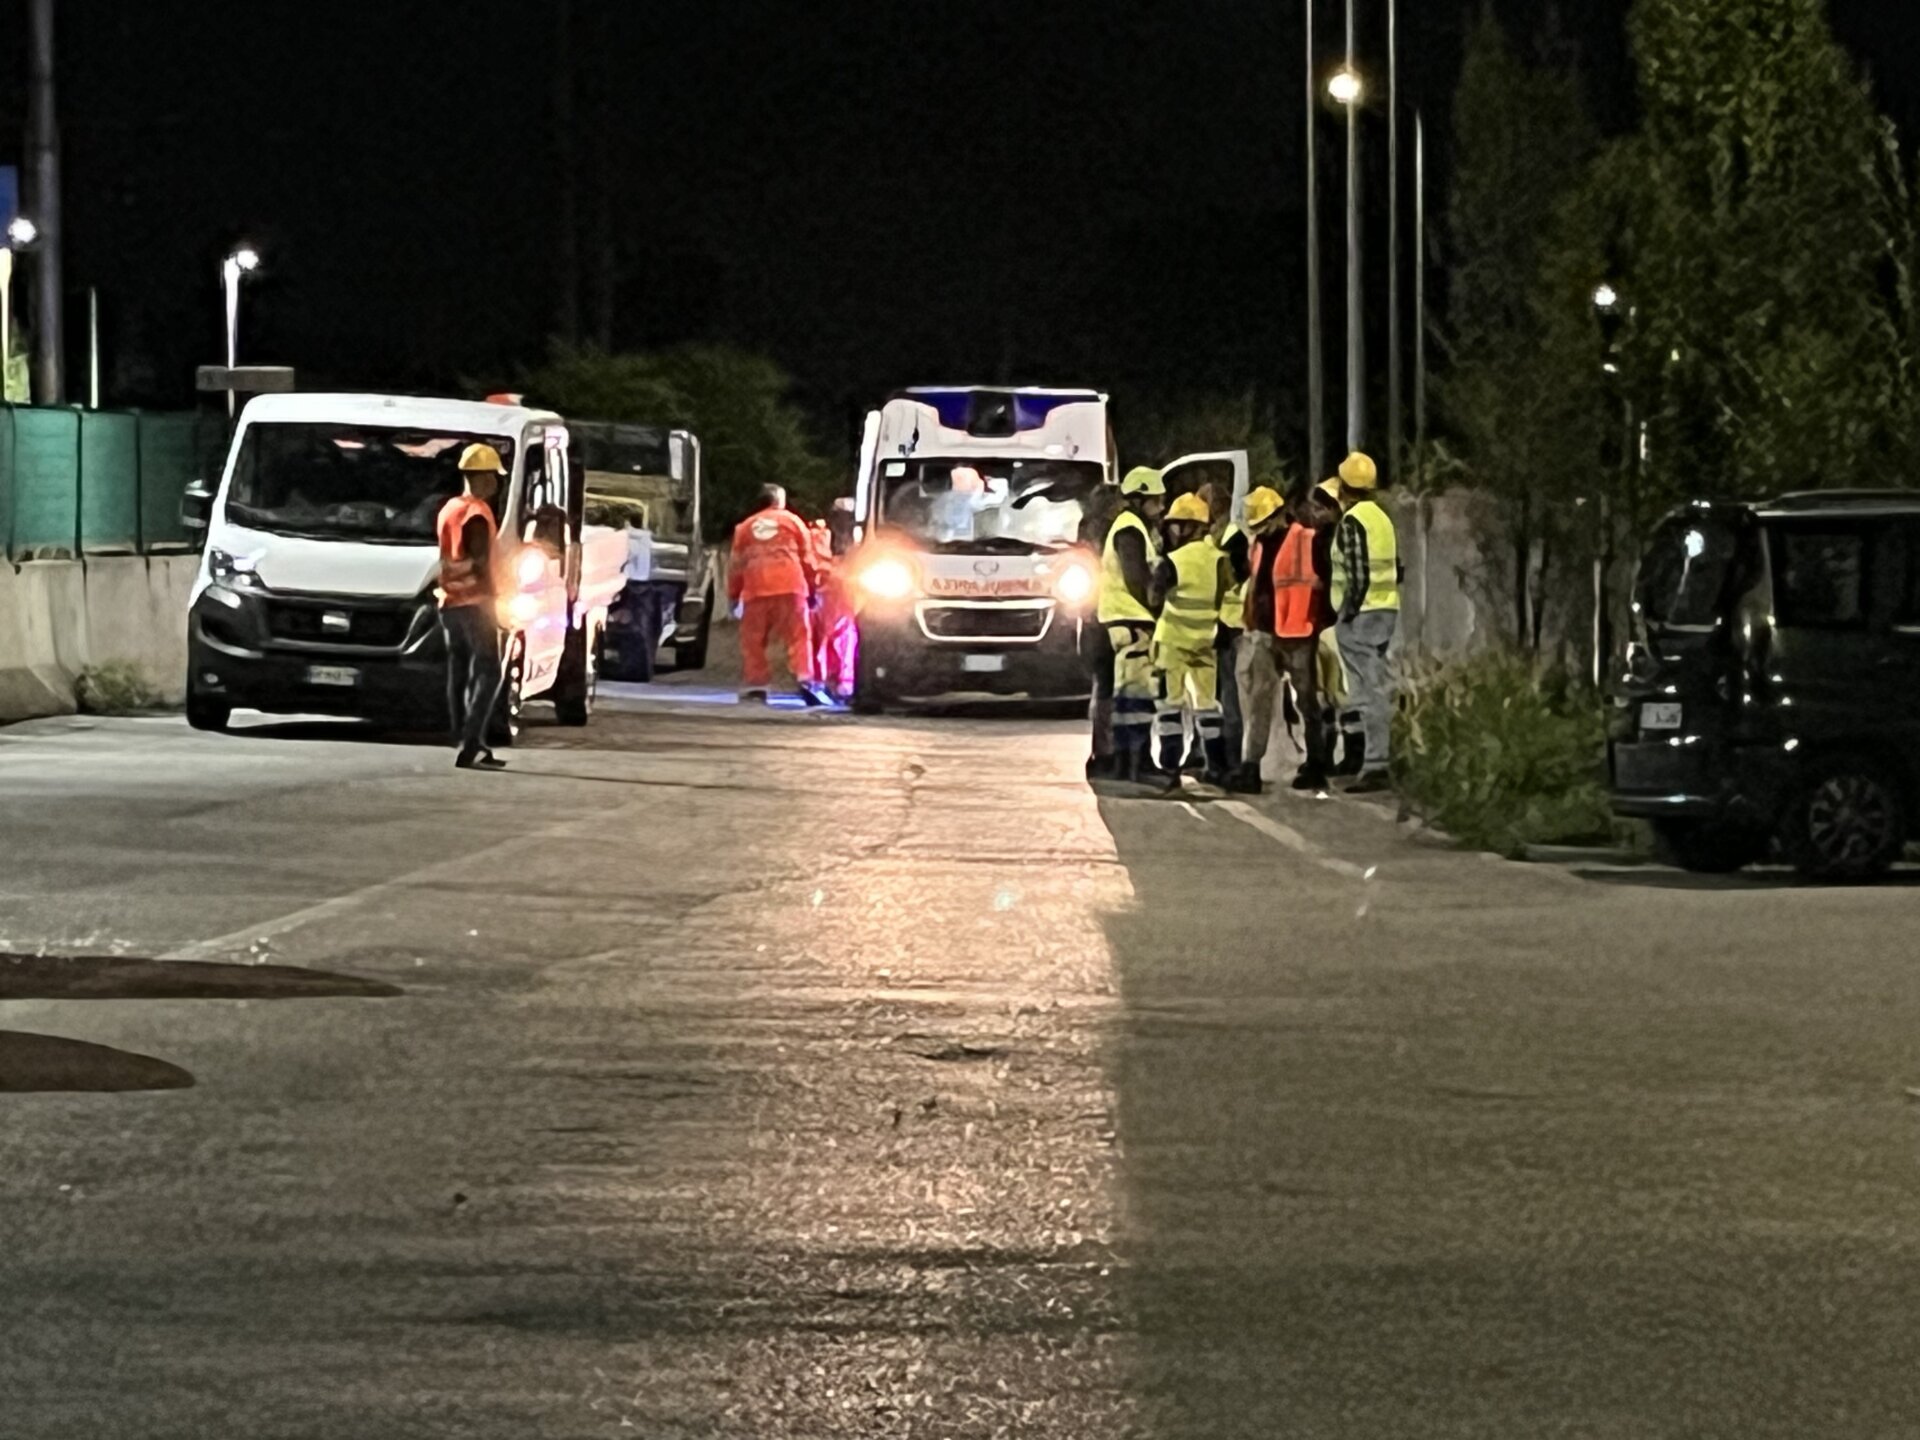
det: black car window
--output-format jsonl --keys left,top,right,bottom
{"left": 1769, "top": 524, "right": 1868, "bottom": 628}
{"left": 1890, "top": 521, "right": 1920, "bottom": 626}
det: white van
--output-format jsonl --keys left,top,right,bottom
{"left": 183, "top": 394, "right": 625, "bottom": 741}
{"left": 848, "top": 386, "right": 1246, "bottom": 708}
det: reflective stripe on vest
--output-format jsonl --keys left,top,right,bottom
{"left": 1219, "top": 522, "right": 1248, "bottom": 628}
{"left": 1271, "top": 523, "right": 1320, "bottom": 638}
{"left": 1154, "top": 539, "right": 1223, "bottom": 651}
{"left": 1098, "top": 509, "right": 1160, "bottom": 624}
{"left": 436, "top": 494, "right": 497, "bottom": 609}
{"left": 1330, "top": 500, "right": 1401, "bottom": 614}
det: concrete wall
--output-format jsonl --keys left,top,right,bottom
{"left": 0, "top": 557, "right": 198, "bottom": 723}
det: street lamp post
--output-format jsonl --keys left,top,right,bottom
{"left": 1305, "top": 0, "right": 1324, "bottom": 488}
{"left": 1592, "top": 283, "right": 1628, "bottom": 687}
{"left": 1332, "top": 0, "right": 1364, "bottom": 453}
{"left": 2, "top": 214, "right": 39, "bottom": 405}
{"left": 222, "top": 245, "right": 261, "bottom": 418}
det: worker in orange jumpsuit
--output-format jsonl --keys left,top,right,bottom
{"left": 729, "top": 484, "right": 828, "bottom": 706}
{"left": 813, "top": 499, "right": 860, "bottom": 701}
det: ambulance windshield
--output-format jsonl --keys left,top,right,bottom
{"left": 876, "top": 458, "right": 1104, "bottom": 552}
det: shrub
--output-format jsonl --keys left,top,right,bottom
{"left": 75, "top": 662, "right": 161, "bottom": 715}
{"left": 1393, "top": 651, "right": 1612, "bottom": 855}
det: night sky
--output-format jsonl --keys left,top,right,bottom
{"left": 4, "top": 0, "right": 1919, "bottom": 450}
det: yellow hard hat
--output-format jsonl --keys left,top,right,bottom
{"left": 1243, "top": 486, "right": 1284, "bottom": 527}
{"left": 1120, "top": 466, "right": 1167, "bottom": 497}
{"left": 1167, "top": 493, "right": 1211, "bottom": 524}
{"left": 1338, "top": 451, "right": 1378, "bottom": 490}
{"left": 458, "top": 442, "right": 507, "bottom": 475}
{"left": 1318, "top": 478, "right": 1343, "bottom": 499}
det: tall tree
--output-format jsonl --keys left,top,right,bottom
{"left": 1615, "top": 0, "right": 1918, "bottom": 503}
{"left": 1443, "top": 10, "right": 1603, "bottom": 650}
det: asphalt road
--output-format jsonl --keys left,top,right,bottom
{"left": 4, "top": 676, "right": 1920, "bottom": 1437}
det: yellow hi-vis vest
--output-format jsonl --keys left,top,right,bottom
{"left": 1329, "top": 499, "right": 1401, "bottom": 614}
{"left": 1154, "top": 539, "right": 1225, "bottom": 651}
{"left": 1218, "top": 522, "right": 1248, "bottom": 628}
{"left": 1098, "top": 509, "right": 1160, "bottom": 624}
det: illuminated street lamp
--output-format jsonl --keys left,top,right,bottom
{"left": 1327, "top": 68, "right": 1364, "bottom": 105}
{"left": 222, "top": 245, "right": 263, "bottom": 417}
{"left": 2, "top": 214, "right": 39, "bottom": 404}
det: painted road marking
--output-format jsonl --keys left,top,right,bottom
{"left": 1218, "top": 800, "right": 1370, "bottom": 880}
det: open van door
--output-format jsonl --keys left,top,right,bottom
{"left": 1160, "top": 451, "right": 1251, "bottom": 524}
{"left": 851, "top": 410, "right": 881, "bottom": 542}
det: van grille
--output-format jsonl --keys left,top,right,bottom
{"left": 918, "top": 604, "right": 1052, "bottom": 642}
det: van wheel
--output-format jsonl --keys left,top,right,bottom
{"left": 673, "top": 590, "right": 713, "bottom": 671}
{"left": 186, "top": 686, "right": 231, "bottom": 733}
{"left": 487, "top": 635, "right": 526, "bottom": 749}
{"left": 1650, "top": 818, "right": 1768, "bottom": 874}
{"left": 1782, "top": 763, "right": 1906, "bottom": 882}
{"left": 554, "top": 617, "right": 598, "bottom": 727}
{"left": 851, "top": 642, "right": 887, "bottom": 716}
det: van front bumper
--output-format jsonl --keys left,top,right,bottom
{"left": 189, "top": 585, "right": 448, "bottom": 722}
{"left": 858, "top": 603, "right": 1091, "bottom": 702}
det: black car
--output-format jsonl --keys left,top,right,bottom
{"left": 1610, "top": 490, "right": 1920, "bottom": 881}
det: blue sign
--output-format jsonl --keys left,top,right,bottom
{"left": 0, "top": 166, "right": 16, "bottom": 229}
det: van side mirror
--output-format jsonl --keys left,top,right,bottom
{"left": 181, "top": 480, "right": 216, "bottom": 537}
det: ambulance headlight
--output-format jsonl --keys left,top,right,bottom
{"left": 503, "top": 593, "right": 541, "bottom": 628}
{"left": 1053, "top": 561, "right": 1095, "bottom": 607}
{"left": 516, "top": 550, "right": 548, "bottom": 587}
{"left": 207, "top": 548, "right": 262, "bottom": 589}
{"left": 857, "top": 556, "right": 916, "bottom": 600}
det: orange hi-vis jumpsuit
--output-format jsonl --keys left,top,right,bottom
{"left": 729, "top": 505, "right": 822, "bottom": 689}
{"left": 814, "top": 553, "right": 859, "bottom": 698}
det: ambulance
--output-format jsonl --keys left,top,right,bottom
{"left": 848, "top": 386, "right": 1246, "bottom": 709}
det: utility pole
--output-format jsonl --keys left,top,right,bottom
{"left": 1305, "top": 0, "right": 1325, "bottom": 488}
{"left": 553, "top": 0, "right": 581, "bottom": 348}
{"left": 1386, "top": 0, "right": 1401, "bottom": 484}
{"left": 1344, "top": 0, "right": 1364, "bottom": 453}
{"left": 29, "top": 0, "right": 64, "bottom": 405}
{"left": 1413, "top": 112, "right": 1426, "bottom": 490}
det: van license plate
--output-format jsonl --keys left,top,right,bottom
{"left": 306, "top": 665, "right": 359, "bottom": 688}
{"left": 1640, "top": 702, "right": 1682, "bottom": 732}
{"left": 962, "top": 654, "right": 1006, "bottom": 674}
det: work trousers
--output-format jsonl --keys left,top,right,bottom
{"left": 1107, "top": 622, "right": 1155, "bottom": 745}
{"left": 740, "top": 593, "right": 815, "bottom": 690}
{"left": 1237, "top": 631, "right": 1331, "bottom": 774}
{"left": 815, "top": 609, "right": 858, "bottom": 698}
{"left": 1152, "top": 638, "right": 1222, "bottom": 745}
{"left": 1216, "top": 625, "right": 1244, "bottom": 764}
{"left": 1082, "top": 621, "right": 1116, "bottom": 761}
{"left": 441, "top": 602, "right": 506, "bottom": 757}
{"left": 1335, "top": 608, "right": 1398, "bottom": 775}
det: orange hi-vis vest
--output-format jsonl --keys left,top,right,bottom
{"left": 1264, "top": 522, "right": 1323, "bottom": 639}
{"left": 436, "top": 494, "right": 498, "bottom": 609}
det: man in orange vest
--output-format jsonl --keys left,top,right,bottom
{"left": 729, "top": 485, "right": 828, "bottom": 706}
{"left": 1230, "top": 482, "right": 1339, "bottom": 792}
{"left": 436, "top": 443, "right": 511, "bottom": 770}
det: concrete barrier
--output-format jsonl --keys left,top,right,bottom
{"left": 0, "top": 557, "right": 198, "bottom": 723}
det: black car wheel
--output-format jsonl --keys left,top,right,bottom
{"left": 1782, "top": 764, "right": 1907, "bottom": 882}
{"left": 1650, "top": 818, "right": 1769, "bottom": 875}
{"left": 851, "top": 637, "right": 887, "bottom": 715}
{"left": 673, "top": 588, "right": 713, "bottom": 671}
{"left": 487, "top": 635, "right": 526, "bottom": 749}
{"left": 554, "top": 617, "right": 598, "bottom": 727}
{"left": 185, "top": 684, "right": 231, "bottom": 733}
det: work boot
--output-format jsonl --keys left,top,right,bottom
{"left": 1181, "top": 747, "right": 1207, "bottom": 777}
{"left": 1334, "top": 732, "right": 1367, "bottom": 776}
{"left": 797, "top": 682, "right": 832, "bottom": 708}
{"left": 1201, "top": 736, "right": 1232, "bottom": 788}
{"left": 1344, "top": 769, "right": 1393, "bottom": 795}
{"left": 1224, "top": 762, "right": 1264, "bottom": 795}
{"left": 1085, "top": 753, "right": 1118, "bottom": 782}
{"left": 1291, "top": 768, "right": 1328, "bottom": 792}
{"left": 738, "top": 686, "right": 770, "bottom": 705}
{"left": 1154, "top": 734, "right": 1187, "bottom": 791}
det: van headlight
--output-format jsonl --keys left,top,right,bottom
{"left": 1053, "top": 561, "right": 1096, "bottom": 607}
{"left": 857, "top": 556, "right": 917, "bottom": 600}
{"left": 207, "top": 548, "right": 262, "bottom": 589}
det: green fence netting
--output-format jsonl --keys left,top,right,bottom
{"left": 2, "top": 405, "right": 223, "bottom": 560}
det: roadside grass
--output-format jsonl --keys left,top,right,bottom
{"left": 1393, "top": 651, "right": 1616, "bottom": 857}
{"left": 76, "top": 662, "right": 162, "bottom": 715}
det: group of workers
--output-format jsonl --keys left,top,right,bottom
{"left": 1088, "top": 450, "right": 1400, "bottom": 796}
{"left": 725, "top": 484, "right": 860, "bottom": 707}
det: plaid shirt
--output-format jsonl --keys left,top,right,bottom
{"left": 1335, "top": 511, "right": 1370, "bottom": 625}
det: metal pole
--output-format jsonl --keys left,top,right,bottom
{"left": 1345, "top": 0, "right": 1364, "bottom": 453}
{"left": 88, "top": 285, "right": 98, "bottom": 409}
{"left": 29, "top": 0, "right": 64, "bottom": 405}
{"left": 223, "top": 259, "right": 240, "bottom": 419}
{"left": 1305, "top": 0, "right": 1324, "bottom": 487}
{"left": 1413, "top": 113, "right": 1426, "bottom": 488}
{"left": 1, "top": 248, "right": 12, "bottom": 403}
{"left": 1386, "top": 0, "right": 1401, "bottom": 483}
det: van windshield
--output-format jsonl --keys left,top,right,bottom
{"left": 225, "top": 423, "right": 517, "bottom": 544}
{"left": 876, "top": 458, "right": 1104, "bottom": 553}
{"left": 1635, "top": 513, "right": 1741, "bottom": 632}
